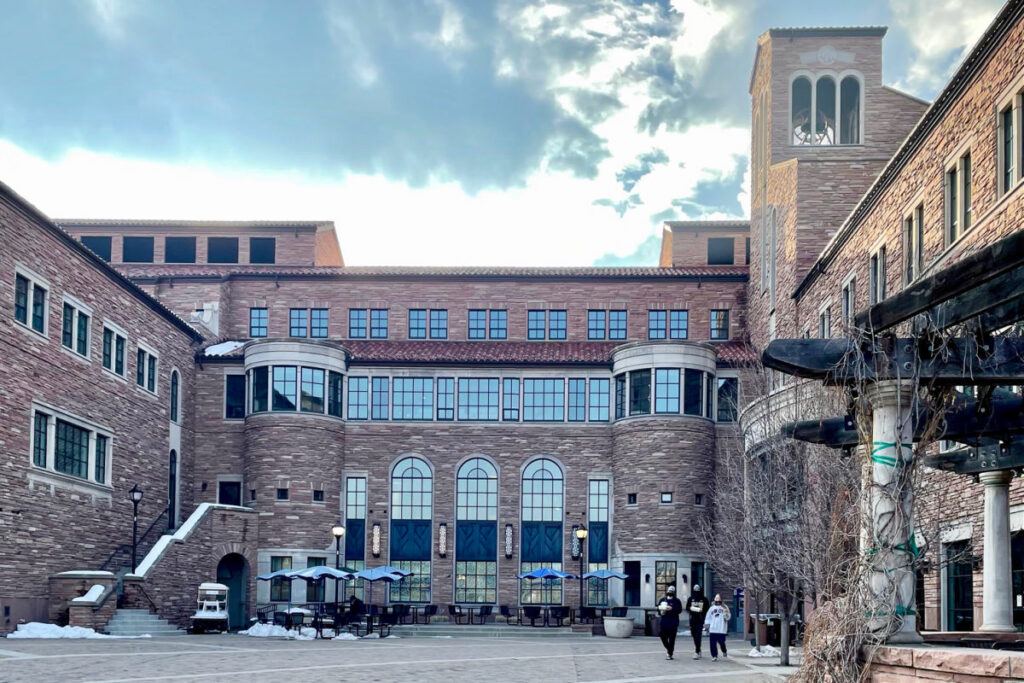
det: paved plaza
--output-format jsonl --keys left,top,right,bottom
{"left": 0, "top": 634, "right": 790, "bottom": 682}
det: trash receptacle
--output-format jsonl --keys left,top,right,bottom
{"left": 645, "top": 610, "right": 661, "bottom": 637}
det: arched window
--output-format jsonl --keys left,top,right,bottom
{"left": 815, "top": 76, "right": 836, "bottom": 145}
{"left": 840, "top": 76, "right": 861, "bottom": 144}
{"left": 390, "top": 457, "right": 432, "bottom": 602}
{"left": 455, "top": 458, "right": 498, "bottom": 603}
{"left": 168, "top": 449, "right": 178, "bottom": 530}
{"left": 170, "top": 370, "right": 180, "bottom": 423}
{"left": 791, "top": 76, "right": 812, "bottom": 145}
{"left": 521, "top": 458, "right": 564, "bottom": 604}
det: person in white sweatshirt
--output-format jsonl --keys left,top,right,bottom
{"left": 706, "top": 593, "right": 731, "bottom": 661}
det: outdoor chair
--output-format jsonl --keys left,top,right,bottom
{"left": 498, "top": 605, "right": 518, "bottom": 625}
{"left": 378, "top": 609, "right": 399, "bottom": 637}
{"left": 417, "top": 604, "right": 439, "bottom": 624}
{"left": 448, "top": 604, "right": 468, "bottom": 624}
{"left": 273, "top": 611, "right": 289, "bottom": 627}
{"left": 609, "top": 607, "right": 628, "bottom": 618}
{"left": 333, "top": 609, "right": 363, "bottom": 637}
{"left": 472, "top": 605, "right": 493, "bottom": 624}
{"left": 394, "top": 604, "right": 413, "bottom": 624}
{"left": 522, "top": 606, "right": 543, "bottom": 627}
{"left": 256, "top": 605, "right": 275, "bottom": 624}
{"left": 576, "top": 607, "right": 596, "bottom": 624}
{"left": 548, "top": 606, "right": 569, "bottom": 627}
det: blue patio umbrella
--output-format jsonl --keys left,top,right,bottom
{"left": 582, "top": 569, "right": 628, "bottom": 580}
{"left": 286, "top": 566, "right": 355, "bottom": 608}
{"left": 516, "top": 567, "right": 578, "bottom": 580}
{"left": 256, "top": 568, "right": 295, "bottom": 581}
{"left": 354, "top": 566, "right": 414, "bottom": 604}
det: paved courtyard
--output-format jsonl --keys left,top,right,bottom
{"left": 0, "top": 634, "right": 791, "bottom": 682}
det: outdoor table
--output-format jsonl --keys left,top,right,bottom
{"left": 286, "top": 607, "right": 313, "bottom": 631}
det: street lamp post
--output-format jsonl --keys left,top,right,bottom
{"left": 575, "top": 524, "right": 588, "bottom": 611}
{"left": 332, "top": 524, "right": 346, "bottom": 607}
{"left": 129, "top": 485, "right": 144, "bottom": 573}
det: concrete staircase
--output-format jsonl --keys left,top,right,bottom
{"left": 105, "top": 609, "right": 186, "bottom": 637}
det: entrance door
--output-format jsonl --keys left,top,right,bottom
{"left": 945, "top": 540, "right": 974, "bottom": 631}
{"left": 624, "top": 561, "right": 641, "bottom": 606}
{"left": 216, "top": 554, "right": 248, "bottom": 630}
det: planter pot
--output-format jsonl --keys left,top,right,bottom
{"left": 604, "top": 616, "right": 634, "bottom": 638}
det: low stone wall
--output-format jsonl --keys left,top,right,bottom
{"left": 47, "top": 571, "right": 117, "bottom": 627}
{"left": 68, "top": 585, "right": 117, "bottom": 632}
{"left": 869, "top": 644, "right": 1024, "bottom": 680}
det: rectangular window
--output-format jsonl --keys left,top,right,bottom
{"left": 710, "top": 310, "right": 729, "bottom": 340}
{"left": 568, "top": 378, "right": 586, "bottom": 422}
{"left": 587, "top": 480, "right": 611, "bottom": 606}
{"left": 122, "top": 236, "right": 154, "bottom": 263}
{"left": 869, "top": 248, "right": 887, "bottom": 305}
{"left": 370, "top": 309, "right": 389, "bottom": 339}
{"left": 589, "top": 378, "right": 610, "bottom": 421}
{"left": 1002, "top": 106, "right": 1015, "bottom": 194}
{"left": 669, "top": 310, "right": 688, "bottom": 339}
{"left": 947, "top": 153, "right": 973, "bottom": 245}
{"left": 717, "top": 377, "right": 738, "bottom": 422}
{"left": 655, "top": 561, "right": 677, "bottom": 598}
{"left": 147, "top": 353, "right": 157, "bottom": 392}
{"left": 818, "top": 306, "right": 831, "bottom": 338}
{"left": 94, "top": 434, "right": 108, "bottom": 484}
{"left": 251, "top": 366, "right": 269, "bottom": 412}
{"left": 707, "top": 237, "right": 735, "bottom": 265}
{"left": 300, "top": 367, "right": 325, "bottom": 413}
{"left": 371, "top": 377, "right": 389, "bottom": 419}
{"left": 272, "top": 366, "right": 297, "bottom": 411}
{"left": 164, "top": 236, "right": 196, "bottom": 263}
{"left": 684, "top": 369, "right": 703, "bottom": 416}
{"left": 429, "top": 309, "right": 448, "bottom": 339}
{"left": 614, "top": 374, "right": 626, "bottom": 419}
{"left": 55, "top": 418, "right": 90, "bottom": 480}
{"left": 310, "top": 309, "right": 329, "bottom": 338}
{"left": 115, "top": 335, "right": 125, "bottom": 375}
{"left": 207, "top": 237, "right": 239, "bottom": 264}
{"left": 548, "top": 310, "right": 567, "bottom": 340}
{"left": 629, "top": 369, "right": 651, "bottom": 415}
{"left": 225, "top": 374, "right": 246, "bottom": 419}
{"left": 33, "top": 411, "right": 48, "bottom": 467}
{"left": 946, "top": 165, "right": 959, "bottom": 246}
{"left": 289, "top": 309, "right": 308, "bottom": 337}
{"left": 436, "top": 377, "right": 454, "bottom": 420}
{"left": 392, "top": 378, "right": 433, "bottom": 420}
{"left": 523, "top": 378, "right": 565, "bottom": 421}
{"left": 348, "top": 377, "right": 369, "bottom": 419}
{"left": 963, "top": 153, "right": 972, "bottom": 231}
{"left": 587, "top": 310, "right": 606, "bottom": 340}
{"left": 903, "top": 204, "right": 925, "bottom": 284}
{"left": 468, "top": 309, "right": 486, "bottom": 339}
{"left": 745, "top": 237, "right": 750, "bottom": 265}
{"left": 249, "top": 308, "right": 268, "bottom": 337}
{"left": 454, "top": 561, "right": 497, "bottom": 604}
{"left": 489, "top": 309, "right": 507, "bottom": 339}
{"left": 346, "top": 477, "right": 367, "bottom": 519}
{"left": 328, "top": 371, "right": 344, "bottom": 418}
{"left": 135, "top": 347, "right": 157, "bottom": 393}
{"left": 502, "top": 378, "right": 520, "bottom": 421}
{"left": 654, "top": 368, "right": 680, "bottom": 413}
{"left": 841, "top": 278, "right": 856, "bottom": 328}
{"left": 270, "top": 556, "right": 292, "bottom": 602}
{"left": 249, "top": 237, "right": 276, "bottom": 264}
{"left": 32, "top": 284, "right": 46, "bottom": 333}
{"left": 348, "top": 309, "right": 367, "bottom": 338}
{"left": 276, "top": 487, "right": 289, "bottom": 500}
{"left": 81, "top": 236, "right": 112, "bottom": 261}
{"left": 648, "top": 310, "right": 667, "bottom": 340}
{"left": 609, "top": 310, "right": 627, "bottom": 340}
{"left": 528, "top": 310, "right": 546, "bottom": 340}
{"left": 408, "top": 309, "right": 427, "bottom": 339}
{"left": 14, "top": 274, "right": 29, "bottom": 325}
{"left": 61, "top": 301, "right": 90, "bottom": 357}
{"left": 458, "top": 378, "right": 500, "bottom": 421}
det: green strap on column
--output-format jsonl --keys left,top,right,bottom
{"left": 870, "top": 441, "right": 914, "bottom": 467}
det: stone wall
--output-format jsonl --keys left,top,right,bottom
{"left": 868, "top": 644, "right": 1024, "bottom": 681}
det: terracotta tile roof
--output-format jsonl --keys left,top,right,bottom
{"left": 57, "top": 218, "right": 332, "bottom": 230}
{"left": 120, "top": 264, "right": 749, "bottom": 280}
{"left": 198, "top": 338, "right": 757, "bottom": 367}
{"left": 663, "top": 220, "right": 749, "bottom": 232}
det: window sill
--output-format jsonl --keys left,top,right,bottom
{"left": 135, "top": 385, "right": 158, "bottom": 401}
{"left": 59, "top": 345, "right": 92, "bottom": 365}
{"left": 14, "top": 319, "right": 48, "bottom": 341}
{"left": 101, "top": 367, "right": 129, "bottom": 384}
{"left": 29, "top": 468, "right": 112, "bottom": 498}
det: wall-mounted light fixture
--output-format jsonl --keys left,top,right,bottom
{"left": 438, "top": 523, "right": 448, "bottom": 557}
{"left": 570, "top": 524, "right": 581, "bottom": 560}
{"left": 504, "top": 524, "right": 514, "bottom": 559}
{"left": 371, "top": 522, "right": 382, "bottom": 558}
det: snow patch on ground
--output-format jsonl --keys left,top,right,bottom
{"left": 333, "top": 632, "right": 359, "bottom": 641}
{"left": 239, "top": 623, "right": 315, "bottom": 640}
{"left": 748, "top": 645, "right": 781, "bottom": 658}
{"left": 385, "top": 634, "right": 400, "bottom": 639}
{"left": 361, "top": 632, "right": 380, "bottom": 639}
{"left": 6, "top": 623, "right": 150, "bottom": 639}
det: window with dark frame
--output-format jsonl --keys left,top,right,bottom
{"left": 614, "top": 374, "right": 626, "bottom": 419}
{"left": 122, "top": 236, "right": 154, "bottom": 263}
{"left": 1002, "top": 105, "right": 1015, "bottom": 194}
{"left": 437, "top": 377, "right": 455, "bottom": 420}
{"left": 587, "top": 310, "right": 606, "bottom": 339}
{"left": 328, "top": 371, "right": 344, "bottom": 418}
{"left": 717, "top": 377, "right": 738, "bottom": 422}
{"left": 523, "top": 378, "right": 565, "bottom": 421}
{"left": 289, "top": 309, "right": 308, "bottom": 337}
{"left": 502, "top": 378, "right": 520, "bottom": 421}
{"left": 589, "top": 378, "right": 610, "bottom": 421}
{"left": 458, "top": 378, "right": 500, "bottom": 421}
{"left": 225, "top": 374, "right": 246, "bottom": 419}
{"left": 648, "top": 310, "right": 666, "bottom": 340}
{"left": 548, "top": 310, "right": 567, "bottom": 339}
{"left": 164, "top": 236, "right": 196, "bottom": 263}
{"left": 429, "top": 309, "right": 448, "bottom": 339}
{"left": 707, "top": 237, "right": 735, "bottom": 265}
{"left": 80, "top": 236, "right": 112, "bottom": 261}
{"left": 628, "top": 369, "right": 651, "bottom": 415}
{"left": 409, "top": 309, "right": 427, "bottom": 339}
{"left": 370, "top": 309, "right": 389, "bottom": 339}
{"left": 371, "top": 377, "right": 389, "bottom": 419}
{"left": 310, "top": 308, "right": 328, "bottom": 338}
{"left": 669, "top": 310, "right": 688, "bottom": 339}
{"left": 61, "top": 301, "right": 90, "bottom": 357}
{"left": 489, "top": 309, "right": 507, "bottom": 339}
{"left": 249, "top": 237, "right": 276, "bottom": 264}
{"left": 568, "top": 378, "right": 586, "bottom": 422}
{"left": 272, "top": 366, "right": 298, "bottom": 411}
{"left": 207, "top": 237, "right": 239, "bottom": 264}
{"left": 528, "top": 310, "right": 546, "bottom": 340}
{"left": 609, "top": 310, "right": 627, "bottom": 339}
{"left": 251, "top": 366, "right": 269, "bottom": 413}
{"left": 468, "top": 309, "right": 486, "bottom": 339}
{"left": 710, "top": 309, "right": 730, "bottom": 340}
{"left": 392, "top": 377, "right": 433, "bottom": 420}
{"left": 654, "top": 368, "right": 680, "bottom": 413}
{"left": 300, "top": 368, "right": 325, "bottom": 413}
{"left": 15, "top": 273, "right": 48, "bottom": 335}
{"left": 349, "top": 309, "right": 367, "bottom": 338}
{"left": 684, "top": 369, "right": 703, "bottom": 416}
{"left": 627, "top": 492, "right": 637, "bottom": 505}
{"left": 348, "top": 377, "right": 369, "bottom": 419}
{"left": 869, "top": 248, "right": 887, "bottom": 305}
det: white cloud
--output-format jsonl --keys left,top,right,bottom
{"left": 889, "top": 0, "right": 1003, "bottom": 94}
{"left": 82, "top": 0, "right": 134, "bottom": 41}
{"left": 324, "top": 8, "right": 380, "bottom": 88}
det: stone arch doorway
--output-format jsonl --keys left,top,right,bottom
{"left": 216, "top": 553, "right": 249, "bottom": 629}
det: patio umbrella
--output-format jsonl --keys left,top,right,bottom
{"left": 516, "top": 567, "right": 578, "bottom": 580}
{"left": 286, "top": 566, "right": 355, "bottom": 610}
{"left": 354, "top": 566, "right": 414, "bottom": 605}
{"left": 582, "top": 569, "right": 628, "bottom": 580}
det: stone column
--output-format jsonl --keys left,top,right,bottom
{"left": 865, "top": 381, "right": 922, "bottom": 643}
{"left": 979, "top": 470, "right": 1015, "bottom": 632}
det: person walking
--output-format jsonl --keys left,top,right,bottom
{"left": 707, "top": 594, "right": 731, "bottom": 661}
{"left": 656, "top": 585, "right": 684, "bottom": 660}
{"left": 685, "top": 584, "right": 710, "bottom": 659}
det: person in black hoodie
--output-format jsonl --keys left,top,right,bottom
{"left": 684, "top": 584, "right": 710, "bottom": 659}
{"left": 656, "top": 585, "right": 683, "bottom": 660}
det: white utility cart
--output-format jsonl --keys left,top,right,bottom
{"left": 190, "top": 582, "right": 230, "bottom": 633}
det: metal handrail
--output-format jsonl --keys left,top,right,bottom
{"left": 100, "top": 504, "right": 170, "bottom": 572}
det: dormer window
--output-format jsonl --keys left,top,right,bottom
{"left": 792, "top": 74, "right": 861, "bottom": 146}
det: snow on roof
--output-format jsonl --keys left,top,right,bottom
{"left": 203, "top": 341, "right": 246, "bottom": 357}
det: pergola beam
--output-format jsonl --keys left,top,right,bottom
{"left": 923, "top": 439, "right": 1024, "bottom": 475}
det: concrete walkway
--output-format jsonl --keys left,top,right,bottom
{"left": 0, "top": 634, "right": 794, "bottom": 682}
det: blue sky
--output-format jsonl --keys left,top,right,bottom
{"left": 0, "top": 0, "right": 1001, "bottom": 265}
